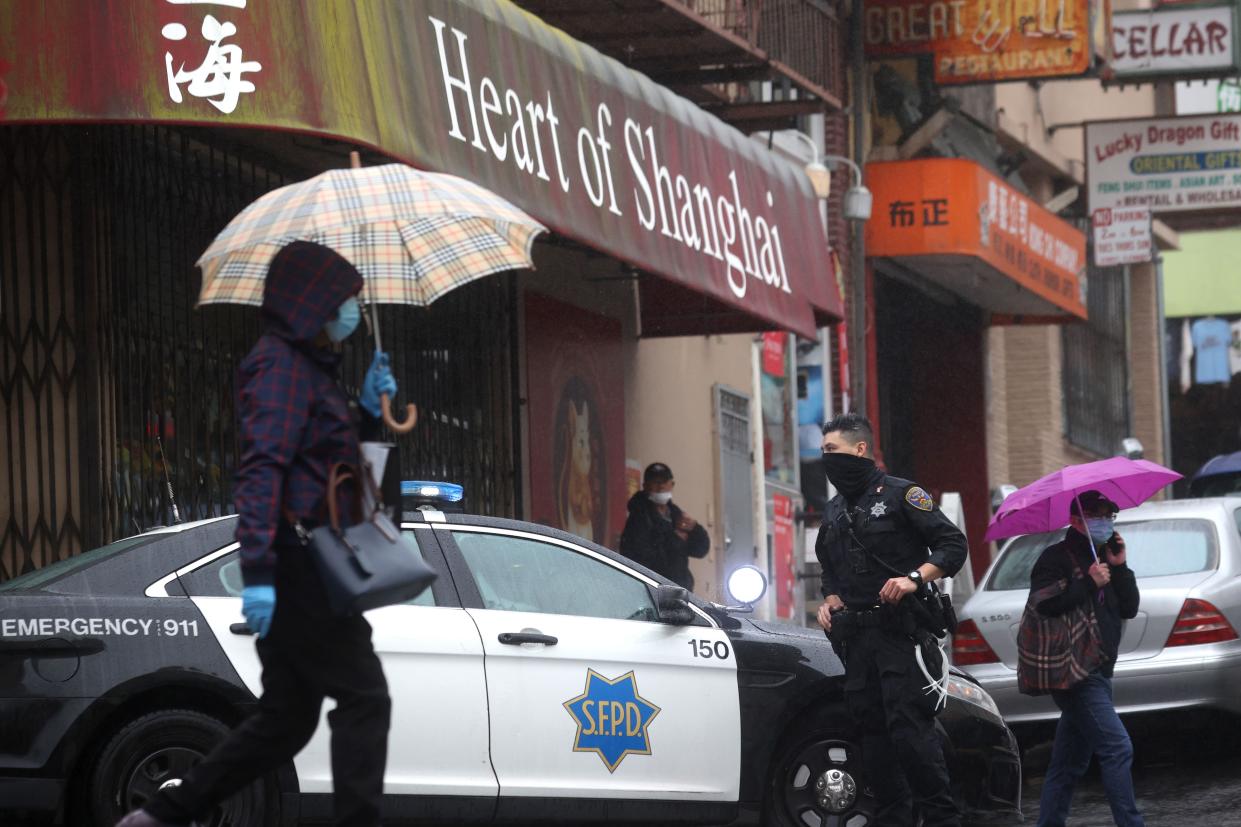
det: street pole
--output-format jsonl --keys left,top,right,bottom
{"left": 1154, "top": 254, "right": 1173, "bottom": 470}
{"left": 850, "top": 0, "right": 868, "bottom": 417}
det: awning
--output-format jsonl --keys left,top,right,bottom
{"left": 0, "top": 0, "right": 840, "bottom": 338}
{"left": 865, "top": 159, "right": 1088, "bottom": 320}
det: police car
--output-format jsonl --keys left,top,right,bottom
{"left": 0, "top": 486, "right": 1020, "bottom": 826}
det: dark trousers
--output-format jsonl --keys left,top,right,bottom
{"left": 843, "top": 625, "right": 960, "bottom": 827}
{"left": 146, "top": 549, "right": 391, "bottom": 827}
{"left": 1037, "top": 673, "right": 1144, "bottom": 827}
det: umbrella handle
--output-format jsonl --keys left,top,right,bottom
{"left": 381, "top": 393, "right": 417, "bottom": 434}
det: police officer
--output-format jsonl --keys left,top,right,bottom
{"left": 815, "top": 413, "right": 967, "bottom": 827}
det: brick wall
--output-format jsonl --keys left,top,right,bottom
{"left": 989, "top": 324, "right": 1109, "bottom": 485}
{"left": 1000, "top": 325, "right": 1065, "bottom": 484}
{"left": 989, "top": 294, "right": 1165, "bottom": 496}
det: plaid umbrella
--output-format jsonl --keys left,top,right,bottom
{"left": 196, "top": 162, "right": 546, "bottom": 307}
{"left": 197, "top": 161, "right": 546, "bottom": 432}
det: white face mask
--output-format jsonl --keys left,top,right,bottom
{"left": 648, "top": 491, "right": 673, "bottom": 505}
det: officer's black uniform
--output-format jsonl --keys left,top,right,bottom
{"left": 816, "top": 466, "right": 968, "bottom": 827}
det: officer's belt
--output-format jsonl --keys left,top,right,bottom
{"left": 834, "top": 604, "right": 900, "bottom": 629}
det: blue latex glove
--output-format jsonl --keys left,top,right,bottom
{"left": 360, "top": 351, "right": 397, "bottom": 419}
{"left": 241, "top": 585, "right": 276, "bottom": 639}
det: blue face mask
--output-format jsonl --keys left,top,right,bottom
{"left": 1085, "top": 516, "right": 1115, "bottom": 544}
{"left": 323, "top": 297, "right": 360, "bottom": 343}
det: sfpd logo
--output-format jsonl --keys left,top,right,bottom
{"left": 563, "top": 669, "right": 660, "bottom": 772}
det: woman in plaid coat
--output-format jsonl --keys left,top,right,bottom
{"left": 120, "top": 241, "right": 397, "bottom": 827}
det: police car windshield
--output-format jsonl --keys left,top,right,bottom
{"left": 0, "top": 534, "right": 160, "bottom": 592}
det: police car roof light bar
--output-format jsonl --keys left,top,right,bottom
{"left": 401, "top": 480, "right": 465, "bottom": 503}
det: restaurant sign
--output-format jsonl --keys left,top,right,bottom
{"left": 866, "top": 158, "right": 1086, "bottom": 319}
{"left": 1110, "top": 4, "right": 1238, "bottom": 81}
{"left": 0, "top": 0, "right": 837, "bottom": 338}
{"left": 863, "top": 0, "right": 1092, "bottom": 84}
{"left": 1086, "top": 114, "right": 1241, "bottom": 214}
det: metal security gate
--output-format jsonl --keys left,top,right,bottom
{"left": 1063, "top": 261, "right": 1130, "bottom": 456}
{"left": 1, "top": 125, "right": 518, "bottom": 580}
{"left": 715, "top": 385, "right": 755, "bottom": 576}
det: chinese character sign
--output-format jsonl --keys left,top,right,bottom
{"left": 162, "top": 0, "right": 260, "bottom": 114}
{"left": 865, "top": 158, "right": 1086, "bottom": 319}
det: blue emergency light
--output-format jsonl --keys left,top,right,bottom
{"left": 401, "top": 480, "right": 465, "bottom": 504}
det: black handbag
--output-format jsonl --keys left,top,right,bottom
{"left": 297, "top": 462, "right": 437, "bottom": 615}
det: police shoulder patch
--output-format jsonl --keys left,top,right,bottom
{"left": 905, "top": 486, "right": 934, "bottom": 512}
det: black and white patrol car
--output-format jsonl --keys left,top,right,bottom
{"left": 1, "top": 494, "right": 1021, "bottom": 826}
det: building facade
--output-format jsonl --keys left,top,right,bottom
{"left": 0, "top": 0, "right": 849, "bottom": 614}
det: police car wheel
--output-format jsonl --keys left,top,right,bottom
{"left": 764, "top": 723, "right": 874, "bottom": 827}
{"left": 87, "top": 708, "right": 278, "bottom": 827}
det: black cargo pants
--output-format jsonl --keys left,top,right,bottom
{"left": 145, "top": 545, "right": 391, "bottom": 827}
{"left": 841, "top": 620, "right": 960, "bottom": 827}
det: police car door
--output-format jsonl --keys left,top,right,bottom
{"left": 172, "top": 529, "right": 497, "bottom": 802}
{"left": 438, "top": 523, "right": 740, "bottom": 808}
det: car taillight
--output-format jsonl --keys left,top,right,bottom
{"left": 1165, "top": 599, "right": 1239, "bottom": 647}
{"left": 952, "top": 619, "right": 1001, "bottom": 666}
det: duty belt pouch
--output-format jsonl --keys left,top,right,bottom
{"left": 826, "top": 615, "right": 853, "bottom": 661}
{"left": 921, "top": 582, "right": 958, "bottom": 636}
{"left": 293, "top": 462, "right": 437, "bottom": 615}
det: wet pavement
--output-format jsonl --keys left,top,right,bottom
{"left": 965, "top": 715, "right": 1241, "bottom": 826}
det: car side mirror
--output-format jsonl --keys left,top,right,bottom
{"left": 654, "top": 584, "right": 695, "bottom": 625}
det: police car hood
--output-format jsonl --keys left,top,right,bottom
{"left": 746, "top": 618, "right": 832, "bottom": 642}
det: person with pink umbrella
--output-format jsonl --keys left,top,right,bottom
{"left": 984, "top": 456, "right": 1179, "bottom": 827}
{"left": 1028, "top": 490, "right": 1143, "bottom": 827}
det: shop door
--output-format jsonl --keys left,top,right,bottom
{"left": 715, "top": 386, "right": 755, "bottom": 574}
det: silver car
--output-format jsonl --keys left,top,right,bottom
{"left": 953, "top": 497, "right": 1241, "bottom": 725}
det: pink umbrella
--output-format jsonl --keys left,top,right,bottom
{"left": 984, "top": 457, "right": 1182, "bottom": 545}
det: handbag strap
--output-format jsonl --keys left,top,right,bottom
{"left": 1026, "top": 545, "right": 1095, "bottom": 613}
{"left": 279, "top": 461, "right": 371, "bottom": 540}
{"left": 325, "top": 462, "right": 364, "bottom": 533}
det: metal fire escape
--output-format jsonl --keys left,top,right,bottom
{"left": 516, "top": 0, "right": 845, "bottom": 131}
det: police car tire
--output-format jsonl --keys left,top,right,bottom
{"left": 762, "top": 711, "right": 874, "bottom": 827}
{"left": 87, "top": 708, "right": 278, "bottom": 827}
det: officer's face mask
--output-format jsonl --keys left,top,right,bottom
{"left": 648, "top": 490, "right": 673, "bottom": 505}
{"left": 822, "top": 451, "right": 875, "bottom": 498}
{"left": 323, "top": 297, "right": 361, "bottom": 343}
{"left": 1085, "top": 516, "right": 1116, "bottom": 544}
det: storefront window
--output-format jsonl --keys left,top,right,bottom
{"left": 761, "top": 333, "right": 796, "bottom": 487}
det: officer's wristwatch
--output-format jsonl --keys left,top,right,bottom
{"left": 907, "top": 570, "right": 924, "bottom": 587}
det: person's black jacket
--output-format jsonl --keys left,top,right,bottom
{"left": 816, "top": 469, "right": 968, "bottom": 607}
{"left": 619, "top": 491, "right": 710, "bottom": 591}
{"left": 1030, "top": 527, "right": 1140, "bottom": 678}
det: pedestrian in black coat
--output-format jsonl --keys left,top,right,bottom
{"left": 619, "top": 462, "right": 709, "bottom": 591}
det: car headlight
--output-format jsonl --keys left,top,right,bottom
{"left": 947, "top": 675, "right": 1002, "bottom": 719}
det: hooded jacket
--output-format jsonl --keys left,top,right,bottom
{"left": 234, "top": 241, "right": 364, "bottom": 587}
{"left": 619, "top": 491, "right": 710, "bottom": 591}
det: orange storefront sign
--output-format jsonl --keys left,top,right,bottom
{"left": 863, "top": 0, "right": 1093, "bottom": 84}
{"left": 866, "top": 158, "right": 1087, "bottom": 319}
